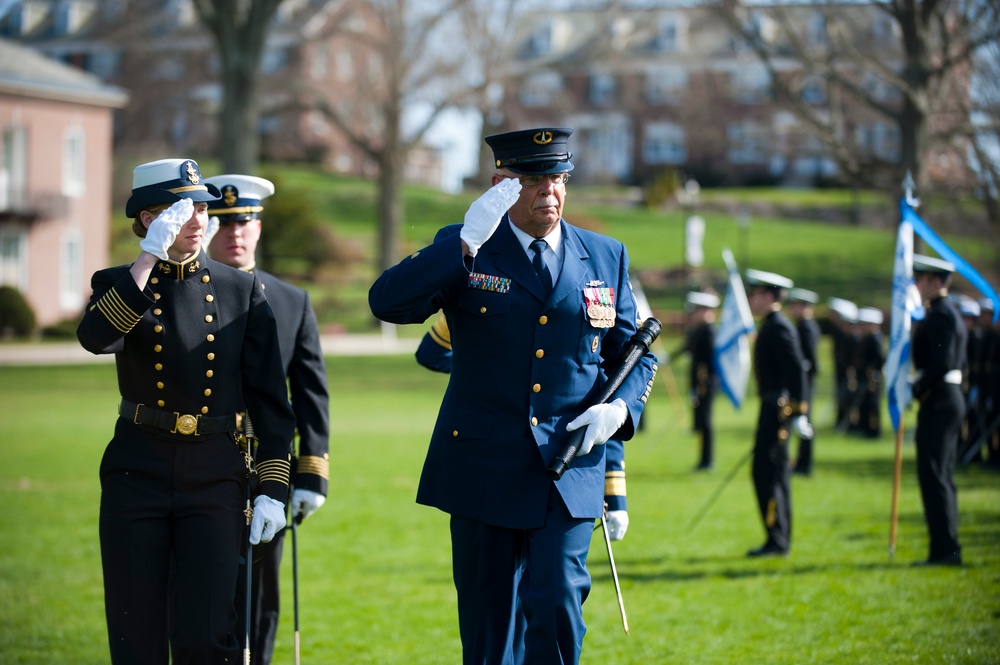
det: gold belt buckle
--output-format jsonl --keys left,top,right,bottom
{"left": 173, "top": 413, "right": 200, "bottom": 436}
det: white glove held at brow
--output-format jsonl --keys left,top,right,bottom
{"left": 606, "top": 510, "right": 630, "bottom": 541}
{"left": 566, "top": 398, "right": 628, "bottom": 457}
{"left": 249, "top": 494, "right": 286, "bottom": 545}
{"left": 792, "top": 415, "right": 814, "bottom": 439}
{"left": 460, "top": 178, "right": 522, "bottom": 257}
{"left": 291, "top": 488, "right": 326, "bottom": 522}
{"left": 139, "top": 198, "right": 193, "bottom": 260}
{"left": 203, "top": 215, "right": 220, "bottom": 251}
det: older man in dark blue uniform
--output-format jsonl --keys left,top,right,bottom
{"left": 205, "top": 174, "right": 331, "bottom": 664}
{"left": 78, "top": 159, "right": 296, "bottom": 663}
{"left": 911, "top": 255, "right": 967, "bottom": 566}
{"left": 370, "top": 128, "right": 656, "bottom": 665}
{"left": 745, "top": 269, "right": 808, "bottom": 557}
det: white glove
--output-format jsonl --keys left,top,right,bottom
{"left": 459, "top": 178, "right": 522, "bottom": 257}
{"left": 792, "top": 415, "right": 814, "bottom": 439}
{"left": 290, "top": 488, "right": 326, "bottom": 523}
{"left": 566, "top": 398, "right": 628, "bottom": 457}
{"left": 203, "top": 215, "right": 220, "bottom": 251}
{"left": 249, "top": 495, "right": 286, "bottom": 545}
{"left": 139, "top": 198, "right": 193, "bottom": 260}
{"left": 606, "top": 510, "right": 629, "bottom": 541}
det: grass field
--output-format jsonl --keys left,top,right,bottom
{"left": 1, "top": 352, "right": 998, "bottom": 664}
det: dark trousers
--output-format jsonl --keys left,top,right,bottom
{"left": 449, "top": 489, "right": 593, "bottom": 665}
{"left": 234, "top": 526, "right": 285, "bottom": 665}
{"left": 752, "top": 403, "right": 792, "bottom": 551}
{"left": 916, "top": 385, "right": 964, "bottom": 559}
{"left": 694, "top": 397, "right": 714, "bottom": 468}
{"left": 100, "top": 421, "right": 247, "bottom": 664}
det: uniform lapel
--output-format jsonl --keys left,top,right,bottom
{"left": 550, "top": 222, "right": 590, "bottom": 307}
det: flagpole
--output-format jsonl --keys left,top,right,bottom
{"left": 889, "top": 421, "right": 905, "bottom": 561}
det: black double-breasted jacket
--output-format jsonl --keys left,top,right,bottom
{"left": 77, "top": 250, "right": 296, "bottom": 502}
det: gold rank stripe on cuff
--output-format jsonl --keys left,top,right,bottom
{"left": 256, "top": 458, "right": 291, "bottom": 487}
{"left": 605, "top": 471, "right": 626, "bottom": 497}
{"left": 95, "top": 287, "right": 143, "bottom": 334}
{"left": 296, "top": 455, "right": 329, "bottom": 481}
{"left": 640, "top": 364, "right": 658, "bottom": 404}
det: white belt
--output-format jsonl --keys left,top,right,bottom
{"left": 943, "top": 369, "right": 962, "bottom": 385}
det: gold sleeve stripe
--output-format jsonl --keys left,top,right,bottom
{"left": 257, "top": 458, "right": 291, "bottom": 486}
{"left": 429, "top": 316, "right": 452, "bottom": 349}
{"left": 96, "top": 287, "right": 143, "bottom": 333}
{"left": 605, "top": 472, "right": 626, "bottom": 497}
{"left": 296, "top": 455, "right": 329, "bottom": 480}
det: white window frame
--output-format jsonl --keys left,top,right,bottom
{"left": 62, "top": 125, "right": 86, "bottom": 198}
{"left": 61, "top": 229, "right": 84, "bottom": 312}
{"left": 0, "top": 225, "right": 28, "bottom": 292}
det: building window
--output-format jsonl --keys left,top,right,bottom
{"left": 643, "top": 122, "right": 686, "bottom": 165}
{"left": 528, "top": 18, "right": 553, "bottom": 55}
{"left": 855, "top": 122, "right": 900, "bottom": 161}
{"left": 730, "top": 65, "right": 771, "bottom": 104}
{"left": 262, "top": 46, "right": 288, "bottom": 74}
{"left": 801, "top": 76, "right": 826, "bottom": 105}
{"left": 519, "top": 71, "right": 562, "bottom": 107}
{"left": 61, "top": 230, "right": 83, "bottom": 312}
{"left": 589, "top": 73, "right": 617, "bottom": 106}
{"left": 645, "top": 66, "right": 687, "bottom": 105}
{"left": 0, "top": 126, "right": 28, "bottom": 211}
{"left": 807, "top": 12, "right": 829, "bottom": 48}
{"left": 727, "top": 121, "right": 769, "bottom": 164}
{"left": 62, "top": 126, "right": 85, "bottom": 198}
{"left": 653, "top": 14, "right": 685, "bottom": 52}
{"left": 0, "top": 226, "right": 27, "bottom": 292}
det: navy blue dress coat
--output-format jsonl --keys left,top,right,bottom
{"left": 370, "top": 217, "right": 656, "bottom": 528}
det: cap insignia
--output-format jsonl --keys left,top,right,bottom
{"left": 222, "top": 185, "right": 238, "bottom": 207}
{"left": 533, "top": 131, "right": 553, "bottom": 146}
{"left": 184, "top": 161, "right": 200, "bottom": 185}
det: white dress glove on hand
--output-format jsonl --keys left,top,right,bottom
{"left": 203, "top": 216, "right": 220, "bottom": 251}
{"left": 290, "top": 488, "right": 326, "bottom": 523}
{"left": 139, "top": 198, "right": 193, "bottom": 260}
{"left": 792, "top": 415, "right": 814, "bottom": 439}
{"left": 606, "top": 510, "right": 630, "bottom": 541}
{"left": 249, "top": 495, "right": 286, "bottom": 545}
{"left": 566, "top": 398, "right": 628, "bottom": 457}
{"left": 459, "top": 178, "right": 522, "bottom": 257}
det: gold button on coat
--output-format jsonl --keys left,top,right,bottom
{"left": 202, "top": 276, "right": 210, "bottom": 283}
{"left": 154, "top": 363, "right": 162, "bottom": 370}
{"left": 151, "top": 277, "right": 159, "bottom": 284}
{"left": 204, "top": 389, "right": 212, "bottom": 397}
{"left": 538, "top": 316, "right": 548, "bottom": 325}
{"left": 532, "top": 384, "right": 541, "bottom": 393}
{"left": 206, "top": 370, "right": 214, "bottom": 378}
{"left": 531, "top": 417, "right": 538, "bottom": 426}
{"left": 156, "top": 382, "right": 164, "bottom": 389}
{"left": 154, "top": 344, "right": 162, "bottom": 352}
{"left": 154, "top": 325, "right": 163, "bottom": 333}
{"left": 157, "top": 400, "right": 165, "bottom": 407}
{"left": 207, "top": 352, "right": 215, "bottom": 360}
{"left": 480, "top": 306, "right": 487, "bottom": 314}
{"left": 535, "top": 349, "right": 544, "bottom": 358}
{"left": 153, "top": 308, "right": 162, "bottom": 315}
{"left": 206, "top": 334, "right": 215, "bottom": 342}
{"left": 205, "top": 315, "right": 213, "bottom": 323}
{"left": 205, "top": 295, "right": 214, "bottom": 302}
{"left": 452, "top": 430, "right": 459, "bottom": 437}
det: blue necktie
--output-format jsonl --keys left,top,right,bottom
{"left": 530, "top": 239, "right": 553, "bottom": 294}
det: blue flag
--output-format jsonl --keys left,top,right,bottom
{"left": 713, "top": 248, "right": 755, "bottom": 409}
{"left": 884, "top": 218, "right": 924, "bottom": 432}
{"left": 900, "top": 198, "right": 1000, "bottom": 322}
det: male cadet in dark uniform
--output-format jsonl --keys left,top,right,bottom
{"left": 205, "top": 174, "right": 331, "bottom": 665}
{"left": 957, "top": 298, "right": 984, "bottom": 458}
{"left": 856, "top": 306, "right": 885, "bottom": 439}
{"left": 911, "top": 255, "right": 967, "bottom": 566}
{"left": 77, "top": 159, "right": 296, "bottom": 663}
{"left": 681, "top": 290, "right": 720, "bottom": 470}
{"left": 369, "top": 127, "right": 656, "bottom": 665}
{"left": 787, "top": 288, "right": 820, "bottom": 474}
{"left": 745, "top": 269, "right": 808, "bottom": 557}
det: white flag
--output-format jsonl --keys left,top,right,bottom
{"left": 884, "top": 218, "right": 924, "bottom": 432}
{"left": 713, "top": 248, "right": 755, "bottom": 409}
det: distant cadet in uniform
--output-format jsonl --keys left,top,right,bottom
{"left": 856, "top": 306, "right": 885, "bottom": 439}
{"left": 787, "top": 288, "right": 820, "bottom": 475}
{"left": 205, "top": 174, "right": 331, "bottom": 665}
{"left": 680, "top": 290, "right": 720, "bottom": 470}
{"left": 369, "top": 127, "right": 656, "bottom": 664}
{"left": 956, "top": 297, "right": 984, "bottom": 460}
{"left": 828, "top": 297, "right": 859, "bottom": 429}
{"left": 911, "top": 255, "right": 967, "bottom": 566}
{"left": 77, "top": 159, "right": 296, "bottom": 663}
{"left": 415, "top": 313, "right": 631, "bottom": 542}
{"left": 745, "top": 269, "right": 808, "bottom": 557}
{"left": 978, "top": 299, "right": 1000, "bottom": 467}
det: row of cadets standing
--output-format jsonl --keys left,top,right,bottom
{"left": 786, "top": 288, "right": 821, "bottom": 475}
{"left": 956, "top": 295, "right": 1000, "bottom": 467}
{"left": 681, "top": 290, "right": 720, "bottom": 470}
{"left": 827, "top": 297, "right": 886, "bottom": 438}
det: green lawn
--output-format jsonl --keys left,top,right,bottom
{"left": 1, "top": 354, "right": 997, "bottom": 664}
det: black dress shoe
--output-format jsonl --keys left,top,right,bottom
{"left": 792, "top": 466, "right": 811, "bottom": 476}
{"left": 913, "top": 552, "right": 962, "bottom": 567}
{"left": 747, "top": 543, "right": 788, "bottom": 558}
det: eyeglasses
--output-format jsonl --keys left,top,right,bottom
{"left": 505, "top": 173, "right": 571, "bottom": 187}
